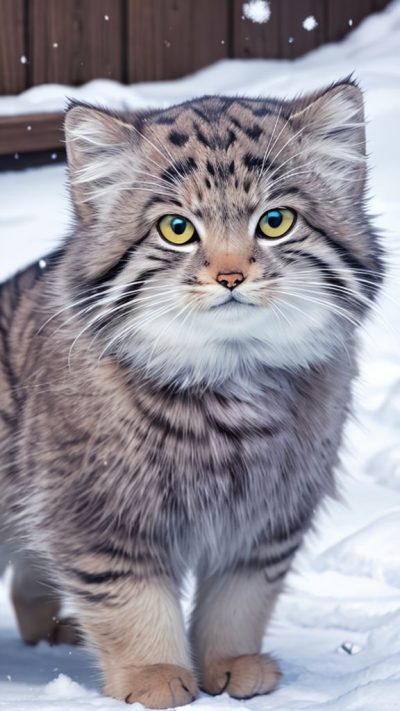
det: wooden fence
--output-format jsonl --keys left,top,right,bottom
{"left": 0, "top": 0, "right": 391, "bottom": 161}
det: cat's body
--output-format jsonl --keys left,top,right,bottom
{"left": 0, "top": 85, "right": 382, "bottom": 705}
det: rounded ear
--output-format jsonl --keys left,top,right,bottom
{"left": 289, "top": 80, "right": 367, "bottom": 197}
{"left": 64, "top": 103, "right": 135, "bottom": 222}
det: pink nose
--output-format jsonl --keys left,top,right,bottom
{"left": 216, "top": 272, "right": 245, "bottom": 290}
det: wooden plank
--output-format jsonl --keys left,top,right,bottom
{"left": 0, "top": 0, "right": 27, "bottom": 94}
{"left": 279, "top": 0, "right": 326, "bottom": 59}
{"left": 29, "top": 0, "right": 123, "bottom": 86}
{"left": 325, "top": 0, "right": 374, "bottom": 43}
{"left": 371, "top": 0, "right": 392, "bottom": 11}
{"left": 0, "top": 112, "right": 64, "bottom": 155}
{"left": 0, "top": 150, "right": 66, "bottom": 171}
{"left": 233, "top": 0, "right": 280, "bottom": 59}
{"left": 127, "top": 0, "right": 229, "bottom": 83}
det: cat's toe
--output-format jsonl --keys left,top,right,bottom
{"left": 201, "top": 653, "right": 281, "bottom": 699}
{"left": 106, "top": 663, "right": 198, "bottom": 708}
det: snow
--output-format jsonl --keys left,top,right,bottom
{"left": 1, "top": 1, "right": 400, "bottom": 708}
{"left": 242, "top": 0, "right": 271, "bottom": 24}
{"left": 302, "top": 16, "right": 318, "bottom": 32}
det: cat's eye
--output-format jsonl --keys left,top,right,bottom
{"left": 257, "top": 208, "right": 296, "bottom": 240}
{"left": 157, "top": 215, "right": 197, "bottom": 245}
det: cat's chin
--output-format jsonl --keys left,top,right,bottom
{"left": 118, "top": 305, "right": 343, "bottom": 389}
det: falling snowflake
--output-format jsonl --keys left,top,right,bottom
{"left": 349, "top": 18, "right": 353, "bottom": 26}
{"left": 303, "top": 15, "right": 318, "bottom": 31}
{"left": 104, "top": 14, "right": 109, "bottom": 21}
{"left": 51, "top": 152, "right": 58, "bottom": 161}
{"left": 52, "top": 42, "right": 58, "bottom": 48}
{"left": 242, "top": 0, "right": 271, "bottom": 24}
{"left": 39, "top": 259, "right": 47, "bottom": 270}
{"left": 20, "top": 55, "right": 28, "bottom": 64}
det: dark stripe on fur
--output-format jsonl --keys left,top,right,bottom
{"left": 161, "top": 157, "right": 197, "bottom": 184}
{"left": 68, "top": 567, "right": 132, "bottom": 585}
{"left": 243, "top": 153, "right": 266, "bottom": 172}
{"left": 304, "top": 218, "right": 383, "bottom": 298}
{"left": 88, "top": 236, "right": 148, "bottom": 290}
{"left": 286, "top": 248, "right": 348, "bottom": 293}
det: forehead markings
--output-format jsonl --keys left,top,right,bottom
{"left": 168, "top": 130, "right": 189, "bottom": 147}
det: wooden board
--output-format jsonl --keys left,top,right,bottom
{"left": 233, "top": 0, "right": 281, "bottom": 60}
{"left": 127, "top": 0, "right": 230, "bottom": 82}
{"left": 0, "top": 0, "right": 27, "bottom": 94}
{"left": 29, "top": 0, "right": 124, "bottom": 86}
{"left": 0, "top": 112, "right": 64, "bottom": 155}
{"left": 326, "top": 0, "right": 374, "bottom": 43}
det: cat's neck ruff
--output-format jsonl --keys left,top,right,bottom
{"left": 120, "top": 301, "right": 342, "bottom": 390}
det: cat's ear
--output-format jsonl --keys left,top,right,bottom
{"left": 289, "top": 80, "right": 366, "bottom": 196}
{"left": 64, "top": 103, "right": 135, "bottom": 222}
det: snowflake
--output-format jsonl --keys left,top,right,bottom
{"left": 242, "top": 0, "right": 271, "bottom": 24}
{"left": 303, "top": 15, "right": 318, "bottom": 31}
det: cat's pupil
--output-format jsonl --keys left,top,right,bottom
{"left": 171, "top": 218, "right": 186, "bottom": 235}
{"left": 267, "top": 211, "right": 283, "bottom": 228}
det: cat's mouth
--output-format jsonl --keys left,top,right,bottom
{"left": 209, "top": 295, "right": 258, "bottom": 311}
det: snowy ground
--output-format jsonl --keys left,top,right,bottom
{"left": 1, "top": 2, "right": 400, "bottom": 709}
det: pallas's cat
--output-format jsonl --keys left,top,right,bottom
{"left": 0, "top": 81, "right": 383, "bottom": 706}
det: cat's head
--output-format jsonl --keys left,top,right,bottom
{"left": 63, "top": 80, "right": 383, "bottom": 387}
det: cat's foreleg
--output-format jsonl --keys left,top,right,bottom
{"left": 11, "top": 550, "right": 80, "bottom": 645}
{"left": 69, "top": 564, "right": 197, "bottom": 708}
{"left": 190, "top": 567, "right": 284, "bottom": 699}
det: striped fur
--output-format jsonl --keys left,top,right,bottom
{"left": 0, "top": 81, "right": 383, "bottom": 706}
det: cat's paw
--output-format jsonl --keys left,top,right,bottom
{"left": 201, "top": 654, "right": 281, "bottom": 699}
{"left": 49, "top": 616, "right": 82, "bottom": 646}
{"left": 105, "top": 664, "right": 198, "bottom": 708}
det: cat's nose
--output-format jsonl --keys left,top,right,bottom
{"left": 216, "top": 272, "right": 245, "bottom": 290}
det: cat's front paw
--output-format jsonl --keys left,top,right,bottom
{"left": 105, "top": 663, "right": 198, "bottom": 708}
{"left": 201, "top": 653, "right": 281, "bottom": 699}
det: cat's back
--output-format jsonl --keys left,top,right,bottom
{"left": 0, "top": 255, "right": 59, "bottom": 501}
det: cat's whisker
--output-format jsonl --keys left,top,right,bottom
{"left": 39, "top": 280, "right": 182, "bottom": 336}
{"left": 265, "top": 123, "right": 310, "bottom": 180}
{"left": 129, "top": 123, "right": 185, "bottom": 187}
{"left": 257, "top": 107, "right": 283, "bottom": 186}
{"left": 276, "top": 288, "right": 364, "bottom": 332}
{"left": 65, "top": 291, "right": 178, "bottom": 361}
{"left": 144, "top": 301, "right": 195, "bottom": 376}
{"left": 102, "top": 301, "right": 179, "bottom": 361}
{"left": 283, "top": 279, "right": 397, "bottom": 337}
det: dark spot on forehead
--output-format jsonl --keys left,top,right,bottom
{"left": 251, "top": 105, "right": 275, "bottom": 117}
{"left": 161, "top": 157, "right": 198, "bottom": 184}
{"left": 243, "top": 179, "right": 251, "bottom": 194}
{"left": 205, "top": 177, "right": 212, "bottom": 189}
{"left": 206, "top": 160, "right": 215, "bottom": 176}
{"left": 155, "top": 115, "right": 176, "bottom": 125}
{"left": 243, "top": 153, "right": 265, "bottom": 171}
{"left": 168, "top": 130, "right": 189, "bottom": 147}
{"left": 225, "top": 129, "right": 237, "bottom": 149}
{"left": 193, "top": 122, "right": 212, "bottom": 149}
{"left": 245, "top": 123, "right": 263, "bottom": 142}
{"left": 229, "top": 160, "right": 235, "bottom": 175}
{"left": 193, "top": 107, "right": 213, "bottom": 123}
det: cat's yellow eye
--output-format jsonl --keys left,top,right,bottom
{"left": 257, "top": 208, "right": 296, "bottom": 240}
{"left": 157, "top": 215, "right": 196, "bottom": 245}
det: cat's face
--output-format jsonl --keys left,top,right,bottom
{"left": 64, "top": 84, "right": 382, "bottom": 386}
